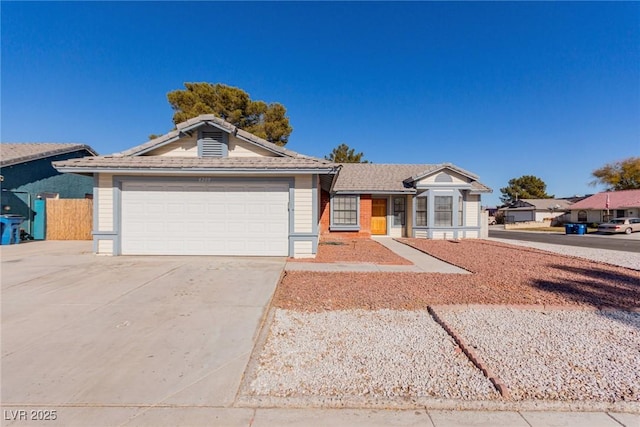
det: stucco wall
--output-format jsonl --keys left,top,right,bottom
{"left": 150, "top": 134, "right": 198, "bottom": 157}
{"left": 416, "top": 169, "right": 469, "bottom": 185}
{"left": 146, "top": 133, "right": 277, "bottom": 158}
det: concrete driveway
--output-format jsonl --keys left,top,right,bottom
{"left": 1, "top": 241, "right": 284, "bottom": 426}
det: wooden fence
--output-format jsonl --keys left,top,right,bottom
{"left": 46, "top": 199, "right": 93, "bottom": 240}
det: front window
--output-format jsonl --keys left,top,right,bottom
{"left": 393, "top": 197, "right": 405, "bottom": 226}
{"left": 332, "top": 195, "right": 358, "bottom": 226}
{"left": 458, "top": 195, "right": 464, "bottom": 226}
{"left": 416, "top": 197, "right": 427, "bottom": 226}
{"left": 434, "top": 196, "right": 453, "bottom": 227}
{"left": 577, "top": 210, "right": 587, "bottom": 222}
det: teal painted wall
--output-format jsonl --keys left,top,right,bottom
{"left": 0, "top": 150, "right": 93, "bottom": 234}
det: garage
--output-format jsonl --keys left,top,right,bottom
{"left": 121, "top": 179, "right": 290, "bottom": 256}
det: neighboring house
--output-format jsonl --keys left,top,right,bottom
{"left": 499, "top": 199, "right": 573, "bottom": 223}
{"left": 53, "top": 114, "right": 491, "bottom": 258}
{"left": 568, "top": 189, "right": 640, "bottom": 224}
{"left": 0, "top": 143, "right": 97, "bottom": 234}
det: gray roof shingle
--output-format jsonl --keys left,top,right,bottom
{"left": 332, "top": 164, "right": 436, "bottom": 193}
{"left": 53, "top": 155, "right": 337, "bottom": 172}
{"left": 0, "top": 143, "right": 97, "bottom": 167}
{"left": 520, "top": 199, "right": 574, "bottom": 210}
{"left": 332, "top": 163, "right": 492, "bottom": 193}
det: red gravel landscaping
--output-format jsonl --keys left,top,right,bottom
{"left": 274, "top": 239, "right": 640, "bottom": 311}
{"left": 287, "top": 237, "right": 413, "bottom": 265}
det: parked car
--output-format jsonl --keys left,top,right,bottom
{"left": 597, "top": 217, "right": 640, "bottom": 234}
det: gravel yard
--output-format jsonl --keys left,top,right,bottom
{"left": 247, "top": 309, "right": 499, "bottom": 401}
{"left": 434, "top": 307, "right": 640, "bottom": 402}
{"left": 246, "top": 239, "right": 640, "bottom": 409}
{"left": 275, "top": 240, "right": 640, "bottom": 310}
{"left": 245, "top": 307, "right": 640, "bottom": 407}
{"left": 287, "top": 238, "right": 413, "bottom": 265}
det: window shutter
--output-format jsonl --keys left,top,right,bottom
{"left": 200, "top": 130, "right": 225, "bottom": 157}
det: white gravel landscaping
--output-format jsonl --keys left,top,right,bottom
{"left": 248, "top": 309, "right": 499, "bottom": 400}
{"left": 436, "top": 308, "right": 640, "bottom": 402}
{"left": 488, "top": 238, "right": 640, "bottom": 270}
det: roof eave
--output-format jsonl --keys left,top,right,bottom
{"left": 332, "top": 189, "right": 417, "bottom": 195}
{"left": 53, "top": 166, "right": 337, "bottom": 175}
{"left": 1, "top": 145, "right": 98, "bottom": 167}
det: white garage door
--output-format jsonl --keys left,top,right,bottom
{"left": 121, "top": 180, "right": 289, "bottom": 256}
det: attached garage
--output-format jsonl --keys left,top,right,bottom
{"left": 52, "top": 114, "right": 338, "bottom": 257}
{"left": 121, "top": 179, "right": 290, "bottom": 256}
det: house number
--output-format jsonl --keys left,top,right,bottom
{"left": 198, "top": 177, "right": 212, "bottom": 183}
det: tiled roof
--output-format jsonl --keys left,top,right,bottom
{"left": 569, "top": 189, "right": 640, "bottom": 210}
{"left": 470, "top": 181, "right": 492, "bottom": 193}
{"left": 53, "top": 155, "right": 337, "bottom": 171}
{"left": 332, "top": 164, "right": 434, "bottom": 193}
{"left": 0, "top": 143, "right": 97, "bottom": 167}
{"left": 118, "top": 115, "right": 315, "bottom": 160}
{"left": 509, "top": 199, "right": 574, "bottom": 211}
{"left": 331, "top": 163, "right": 491, "bottom": 193}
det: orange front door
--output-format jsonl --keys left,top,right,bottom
{"left": 371, "top": 199, "right": 387, "bottom": 235}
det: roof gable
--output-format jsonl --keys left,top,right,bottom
{"left": 118, "top": 115, "right": 310, "bottom": 160}
{"left": 0, "top": 143, "right": 97, "bottom": 167}
{"left": 331, "top": 163, "right": 491, "bottom": 194}
{"left": 404, "top": 163, "right": 479, "bottom": 184}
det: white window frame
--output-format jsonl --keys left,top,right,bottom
{"left": 330, "top": 194, "right": 360, "bottom": 231}
{"left": 415, "top": 197, "right": 428, "bottom": 227}
{"left": 393, "top": 197, "right": 406, "bottom": 226}
{"left": 434, "top": 195, "right": 453, "bottom": 227}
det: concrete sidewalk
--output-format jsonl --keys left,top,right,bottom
{"left": 0, "top": 405, "right": 637, "bottom": 426}
{"left": 285, "top": 236, "right": 468, "bottom": 274}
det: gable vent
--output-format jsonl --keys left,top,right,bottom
{"left": 199, "top": 130, "right": 226, "bottom": 157}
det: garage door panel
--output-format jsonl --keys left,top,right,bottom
{"left": 227, "top": 204, "right": 246, "bottom": 215}
{"left": 121, "top": 180, "right": 289, "bottom": 256}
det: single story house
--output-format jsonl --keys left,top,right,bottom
{"left": 499, "top": 198, "right": 573, "bottom": 223}
{"left": 53, "top": 114, "right": 491, "bottom": 258}
{"left": 0, "top": 143, "right": 97, "bottom": 235}
{"left": 569, "top": 189, "right": 640, "bottom": 224}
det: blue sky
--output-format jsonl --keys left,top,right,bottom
{"left": 2, "top": 1, "right": 639, "bottom": 206}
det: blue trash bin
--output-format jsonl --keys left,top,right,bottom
{"left": 564, "top": 224, "right": 575, "bottom": 234}
{"left": 576, "top": 223, "right": 587, "bottom": 235}
{"left": 0, "top": 215, "right": 25, "bottom": 245}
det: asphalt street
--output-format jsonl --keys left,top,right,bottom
{"left": 488, "top": 229, "right": 640, "bottom": 253}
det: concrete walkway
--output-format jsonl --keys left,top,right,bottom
{"left": 285, "top": 236, "right": 468, "bottom": 274}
